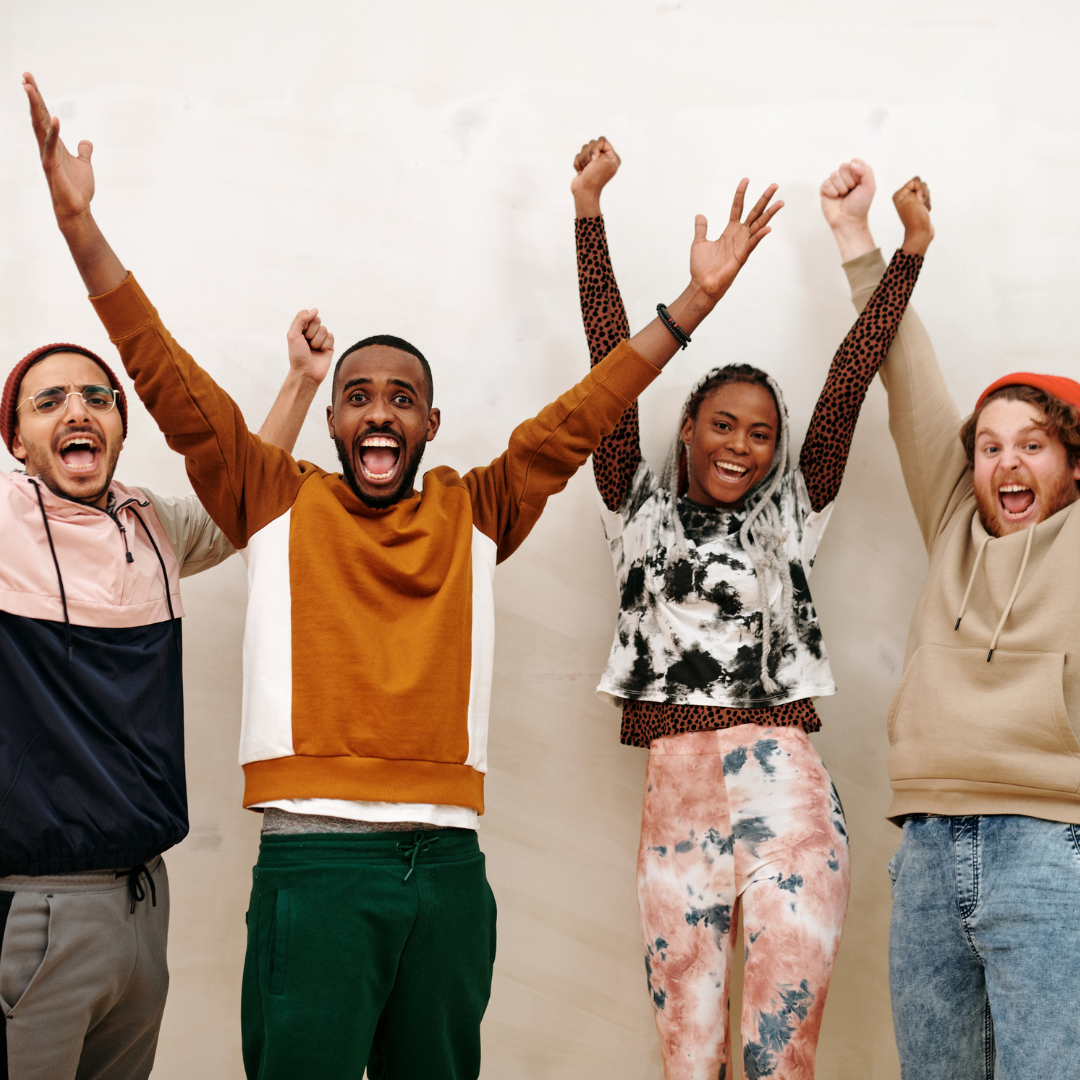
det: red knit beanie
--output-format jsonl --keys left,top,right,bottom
{"left": 976, "top": 372, "right": 1080, "bottom": 414}
{"left": 1, "top": 344, "right": 129, "bottom": 457}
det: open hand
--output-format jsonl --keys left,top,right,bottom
{"left": 820, "top": 159, "right": 875, "bottom": 231}
{"left": 893, "top": 177, "right": 933, "bottom": 256}
{"left": 689, "top": 180, "right": 782, "bottom": 301}
{"left": 23, "top": 72, "right": 95, "bottom": 224}
{"left": 287, "top": 309, "right": 335, "bottom": 385}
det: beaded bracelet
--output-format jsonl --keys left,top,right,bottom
{"left": 656, "top": 303, "right": 691, "bottom": 349}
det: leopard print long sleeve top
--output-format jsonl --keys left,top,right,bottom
{"left": 576, "top": 214, "right": 923, "bottom": 746}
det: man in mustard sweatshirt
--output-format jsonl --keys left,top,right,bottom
{"left": 823, "top": 159, "right": 1080, "bottom": 1078}
{"left": 25, "top": 73, "right": 783, "bottom": 1079}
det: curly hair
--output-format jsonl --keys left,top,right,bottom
{"left": 960, "top": 384, "right": 1080, "bottom": 469}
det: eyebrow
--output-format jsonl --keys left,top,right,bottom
{"left": 342, "top": 377, "right": 419, "bottom": 396}
{"left": 977, "top": 422, "right": 1049, "bottom": 440}
{"left": 711, "top": 408, "right": 774, "bottom": 430}
{"left": 25, "top": 382, "right": 108, "bottom": 396}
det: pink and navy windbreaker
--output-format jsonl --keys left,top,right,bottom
{"left": 0, "top": 471, "right": 232, "bottom": 874}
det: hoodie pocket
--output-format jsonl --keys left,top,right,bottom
{"left": 887, "top": 645, "right": 1080, "bottom": 795}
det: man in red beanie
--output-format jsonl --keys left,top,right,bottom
{"left": 824, "top": 161, "right": 1080, "bottom": 1078}
{"left": 0, "top": 289, "right": 332, "bottom": 1074}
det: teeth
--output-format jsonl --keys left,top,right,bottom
{"left": 361, "top": 435, "right": 398, "bottom": 447}
{"left": 716, "top": 462, "right": 747, "bottom": 475}
{"left": 999, "top": 484, "right": 1030, "bottom": 492}
{"left": 60, "top": 437, "right": 95, "bottom": 450}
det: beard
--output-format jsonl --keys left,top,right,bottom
{"left": 975, "top": 471, "right": 1080, "bottom": 537}
{"left": 336, "top": 434, "right": 428, "bottom": 509}
{"left": 21, "top": 433, "right": 122, "bottom": 507}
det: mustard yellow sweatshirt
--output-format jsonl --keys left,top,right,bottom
{"left": 92, "top": 275, "right": 661, "bottom": 815}
{"left": 847, "top": 249, "right": 1080, "bottom": 825}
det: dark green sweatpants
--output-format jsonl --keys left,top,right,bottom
{"left": 241, "top": 829, "right": 496, "bottom": 1080}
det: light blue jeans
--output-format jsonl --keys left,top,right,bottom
{"left": 889, "top": 814, "right": 1080, "bottom": 1079}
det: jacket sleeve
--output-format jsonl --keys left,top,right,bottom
{"left": 139, "top": 490, "right": 236, "bottom": 578}
{"left": 843, "top": 249, "right": 969, "bottom": 549}
{"left": 463, "top": 340, "right": 662, "bottom": 562}
{"left": 90, "top": 274, "right": 309, "bottom": 549}
{"left": 576, "top": 215, "right": 642, "bottom": 511}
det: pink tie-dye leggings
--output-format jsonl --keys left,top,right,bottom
{"left": 638, "top": 725, "right": 850, "bottom": 1080}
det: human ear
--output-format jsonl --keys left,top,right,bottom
{"left": 680, "top": 415, "right": 694, "bottom": 448}
{"left": 326, "top": 405, "right": 335, "bottom": 440}
{"left": 11, "top": 430, "right": 27, "bottom": 463}
{"left": 426, "top": 407, "right": 441, "bottom": 442}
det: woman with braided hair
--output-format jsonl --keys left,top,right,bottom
{"left": 571, "top": 142, "right": 934, "bottom": 1080}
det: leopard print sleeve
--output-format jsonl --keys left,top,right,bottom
{"left": 577, "top": 215, "right": 642, "bottom": 512}
{"left": 800, "top": 249, "right": 924, "bottom": 512}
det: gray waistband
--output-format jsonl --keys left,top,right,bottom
{"left": 260, "top": 808, "right": 454, "bottom": 836}
{"left": 0, "top": 856, "right": 163, "bottom": 893}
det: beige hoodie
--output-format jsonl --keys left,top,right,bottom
{"left": 846, "top": 249, "right": 1080, "bottom": 825}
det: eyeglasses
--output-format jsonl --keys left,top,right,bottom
{"left": 16, "top": 385, "right": 118, "bottom": 417}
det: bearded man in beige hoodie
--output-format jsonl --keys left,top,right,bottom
{"left": 821, "top": 159, "right": 1080, "bottom": 1080}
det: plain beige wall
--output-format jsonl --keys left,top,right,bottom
{"left": 3, "top": 1, "right": 1080, "bottom": 1075}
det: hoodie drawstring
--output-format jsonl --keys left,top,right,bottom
{"left": 953, "top": 524, "right": 1036, "bottom": 662}
{"left": 954, "top": 534, "right": 991, "bottom": 631}
{"left": 31, "top": 480, "right": 74, "bottom": 662}
{"left": 986, "top": 523, "right": 1036, "bottom": 662}
{"left": 28, "top": 488, "right": 179, "bottom": 660}
{"left": 129, "top": 507, "right": 181, "bottom": 655}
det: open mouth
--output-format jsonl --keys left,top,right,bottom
{"left": 999, "top": 483, "right": 1035, "bottom": 518}
{"left": 714, "top": 460, "right": 749, "bottom": 484}
{"left": 357, "top": 434, "right": 402, "bottom": 484}
{"left": 57, "top": 434, "right": 102, "bottom": 474}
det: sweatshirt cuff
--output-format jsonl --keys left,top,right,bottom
{"left": 593, "top": 340, "right": 663, "bottom": 402}
{"left": 842, "top": 247, "right": 887, "bottom": 299}
{"left": 89, "top": 273, "right": 158, "bottom": 342}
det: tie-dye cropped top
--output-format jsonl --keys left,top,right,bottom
{"left": 575, "top": 214, "right": 923, "bottom": 745}
{"left": 596, "top": 452, "right": 837, "bottom": 709}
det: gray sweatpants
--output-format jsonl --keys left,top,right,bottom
{"left": 0, "top": 857, "right": 170, "bottom": 1080}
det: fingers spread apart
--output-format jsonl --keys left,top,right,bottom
{"left": 727, "top": 179, "right": 781, "bottom": 229}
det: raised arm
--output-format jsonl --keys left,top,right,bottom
{"left": 821, "top": 159, "right": 966, "bottom": 547}
{"left": 572, "top": 137, "right": 783, "bottom": 508}
{"left": 23, "top": 72, "right": 126, "bottom": 296}
{"left": 26, "top": 72, "right": 304, "bottom": 548}
{"left": 800, "top": 166, "right": 931, "bottom": 511}
{"left": 572, "top": 138, "right": 641, "bottom": 510}
{"left": 256, "top": 309, "right": 334, "bottom": 452}
{"left": 468, "top": 171, "right": 783, "bottom": 558}
{"left": 624, "top": 179, "right": 782, "bottom": 370}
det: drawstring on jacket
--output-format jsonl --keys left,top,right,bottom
{"left": 31, "top": 480, "right": 74, "bottom": 662}
{"left": 954, "top": 523, "right": 1036, "bottom": 662}
{"left": 397, "top": 832, "right": 440, "bottom": 882}
{"left": 29, "top": 485, "right": 180, "bottom": 659}
{"left": 129, "top": 507, "right": 181, "bottom": 654}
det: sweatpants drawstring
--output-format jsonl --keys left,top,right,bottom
{"left": 396, "top": 833, "right": 440, "bottom": 882}
{"left": 124, "top": 864, "right": 158, "bottom": 914}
